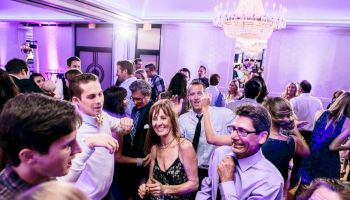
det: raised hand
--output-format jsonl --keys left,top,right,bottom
{"left": 201, "top": 93, "right": 212, "bottom": 109}
{"left": 84, "top": 134, "right": 119, "bottom": 154}
{"left": 170, "top": 95, "right": 184, "bottom": 115}
{"left": 118, "top": 117, "right": 133, "bottom": 135}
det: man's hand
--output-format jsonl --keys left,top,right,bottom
{"left": 84, "top": 134, "right": 119, "bottom": 154}
{"left": 217, "top": 155, "right": 235, "bottom": 183}
{"left": 118, "top": 117, "right": 133, "bottom": 135}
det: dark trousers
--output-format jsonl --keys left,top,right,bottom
{"left": 198, "top": 168, "right": 208, "bottom": 190}
{"left": 290, "top": 130, "right": 313, "bottom": 188}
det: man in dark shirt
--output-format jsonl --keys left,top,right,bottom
{"left": 5, "top": 58, "right": 42, "bottom": 93}
{"left": 0, "top": 93, "right": 82, "bottom": 200}
{"left": 193, "top": 65, "right": 209, "bottom": 87}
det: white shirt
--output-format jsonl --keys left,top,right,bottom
{"left": 179, "top": 107, "right": 234, "bottom": 169}
{"left": 290, "top": 93, "right": 323, "bottom": 131}
{"left": 59, "top": 110, "right": 120, "bottom": 200}
{"left": 120, "top": 76, "right": 137, "bottom": 116}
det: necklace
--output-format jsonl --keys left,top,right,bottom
{"left": 159, "top": 137, "right": 176, "bottom": 149}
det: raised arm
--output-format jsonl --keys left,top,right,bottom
{"left": 329, "top": 117, "right": 350, "bottom": 151}
{"left": 291, "top": 126, "right": 310, "bottom": 158}
{"left": 202, "top": 93, "right": 231, "bottom": 146}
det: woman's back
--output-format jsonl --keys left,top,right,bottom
{"left": 299, "top": 111, "right": 347, "bottom": 184}
{"left": 262, "top": 135, "right": 295, "bottom": 180}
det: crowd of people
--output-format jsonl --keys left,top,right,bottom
{"left": 0, "top": 56, "right": 349, "bottom": 200}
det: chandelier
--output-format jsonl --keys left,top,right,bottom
{"left": 213, "top": 0, "right": 287, "bottom": 53}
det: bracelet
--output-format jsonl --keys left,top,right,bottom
{"left": 136, "top": 158, "right": 143, "bottom": 167}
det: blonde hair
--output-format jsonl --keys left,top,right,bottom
{"left": 135, "top": 69, "right": 148, "bottom": 82}
{"left": 144, "top": 99, "right": 181, "bottom": 153}
{"left": 328, "top": 91, "right": 350, "bottom": 122}
{"left": 262, "top": 97, "right": 295, "bottom": 131}
{"left": 281, "top": 82, "right": 298, "bottom": 100}
{"left": 15, "top": 181, "right": 89, "bottom": 200}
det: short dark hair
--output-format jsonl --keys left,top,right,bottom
{"left": 179, "top": 68, "right": 191, "bottom": 80}
{"left": 64, "top": 69, "right": 82, "bottom": 82}
{"left": 69, "top": 73, "right": 98, "bottom": 99}
{"left": 66, "top": 56, "right": 80, "bottom": 67}
{"left": 299, "top": 80, "right": 312, "bottom": 93}
{"left": 244, "top": 79, "right": 261, "bottom": 99}
{"left": 129, "top": 79, "right": 152, "bottom": 96}
{"left": 235, "top": 104, "right": 271, "bottom": 135}
{"left": 189, "top": 80, "right": 205, "bottom": 90}
{"left": 145, "top": 63, "right": 157, "bottom": 71}
{"left": 5, "top": 58, "right": 28, "bottom": 75}
{"left": 0, "top": 69, "right": 19, "bottom": 110}
{"left": 199, "top": 65, "right": 206, "bottom": 72}
{"left": 117, "top": 60, "right": 134, "bottom": 75}
{"left": 209, "top": 74, "right": 220, "bottom": 86}
{"left": 30, "top": 73, "right": 45, "bottom": 82}
{"left": 0, "top": 93, "right": 82, "bottom": 166}
{"left": 134, "top": 58, "right": 142, "bottom": 65}
{"left": 103, "top": 86, "right": 127, "bottom": 115}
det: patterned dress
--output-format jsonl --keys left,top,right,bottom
{"left": 299, "top": 111, "right": 346, "bottom": 184}
{"left": 150, "top": 156, "right": 192, "bottom": 200}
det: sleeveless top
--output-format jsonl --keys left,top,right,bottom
{"left": 299, "top": 111, "right": 346, "bottom": 184}
{"left": 150, "top": 144, "right": 192, "bottom": 200}
{"left": 262, "top": 135, "right": 295, "bottom": 180}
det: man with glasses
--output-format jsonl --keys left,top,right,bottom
{"left": 113, "top": 79, "right": 153, "bottom": 200}
{"left": 196, "top": 104, "right": 284, "bottom": 200}
{"left": 179, "top": 81, "right": 234, "bottom": 190}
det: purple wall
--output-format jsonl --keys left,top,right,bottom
{"left": 265, "top": 26, "right": 350, "bottom": 105}
{"left": 33, "top": 26, "right": 73, "bottom": 74}
{"left": 0, "top": 22, "right": 26, "bottom": 68}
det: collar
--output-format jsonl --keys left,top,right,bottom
{"left": 78, "top": 109, "right": 102, "bottom": 127}
{"left": 228, "top": 149, "right": 264, "bottom": 172}
{"left": 4, "top": 165, "right": 33, "bottom": 190}
{"left": 9, "top": 74, "right": 21, "bottom": 80}
{"left": 241, "top": 97, "right": 257, "bottom": 103}
{"left": 300, "top": 93, "right": 311, "bottom": 97}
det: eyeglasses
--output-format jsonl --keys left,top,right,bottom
{"left": 228, "top": 125, "right": 257, "bottom": 137}
{"left": 130, "top": 96, "right": 143, "bottom": 102}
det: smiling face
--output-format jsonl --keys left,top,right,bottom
{"left": 131, "top": 89, "right": 150, "bottom": 109}
{"left": 32, "top": 130, "right": 81, "bottom": 178}
{"left": 33, "top": 76, "right": 45, "bottom": 88}
{"left": 73, "top": 80, "right": 104, "bottom": 116}
{"left": 188, "top": 84, "right": 205, "bottom": 113}
{"left": 287, "top": 83, "right": 297, "bottom": 96}
{"left": 152, "top": 109, "right": 172, "bottom": 138}
{"left": 230, "top": 116, "right": 267, "bottom": 158}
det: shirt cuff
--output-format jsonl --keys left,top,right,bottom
{"left": 219, "top": 181, "right": 238, "bottom": 198}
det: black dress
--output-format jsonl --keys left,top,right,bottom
{"left": 150, "top": 148, "right": 193, "bottom": 200}
{"left": 262, "top": 136, "right": 295, "bottom": 180}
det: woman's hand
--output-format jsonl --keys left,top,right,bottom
{"left": 146, "top": 178, "right": 165, "bottom": 196}
{"left": 138, "top": 183, "right": 148, "bottom": 199}
{"left": 143, "top": 153, "right": 152, "bottom": 167}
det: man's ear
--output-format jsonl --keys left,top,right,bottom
{"left": 71, "top": 96, "right": 80, "bottom": 105}
{"left": 258, "top": 131, "right": 268, "bottom": 145}
{"left": 18, "top": 149, "right": 35, "bottom": 165}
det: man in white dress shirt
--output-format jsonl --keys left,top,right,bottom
{"left": 59, "top": 73, "right": 133, "bottom": 200}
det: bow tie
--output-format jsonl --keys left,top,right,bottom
{"left": 95, "top": 113, "right": 104, "bottom": 127}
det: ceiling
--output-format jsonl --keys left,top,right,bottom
{"left": 1, "top": 0, "right": 350, "bottom": 25}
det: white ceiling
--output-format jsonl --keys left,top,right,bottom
{"left": 1, "top": 0, "right": 350, "bottom": 25}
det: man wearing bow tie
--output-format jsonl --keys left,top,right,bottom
{"left": 59, "top": 73, "right": 133, "bottom": 200}
{"left": 196, "top": 104, "right": 283, "bottom": 200}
